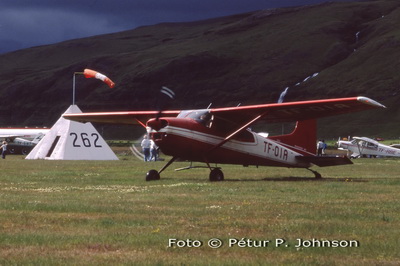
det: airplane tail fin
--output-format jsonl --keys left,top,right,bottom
{"left": 269, "top": 119, "right": 316, "bottom": 155}
{"left": 32, "top": 133, "right": 45, "bottom": 144}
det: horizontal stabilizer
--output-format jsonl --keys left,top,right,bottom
{"left": 296, "top": 155, "right": 352, "bottom": 167}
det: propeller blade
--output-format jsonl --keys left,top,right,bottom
{"left": 156, "top": 86, "right": 176, "bottom": 120}
{"left": 160, "top": 86, "right": 175, "bottom": 100}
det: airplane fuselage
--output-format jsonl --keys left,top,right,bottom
{"left": 149, "top": 117, "right": 311, "bottom": 168}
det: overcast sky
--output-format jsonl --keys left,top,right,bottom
{"left": 0, "top": 0, "right": 357, "bottom": 54}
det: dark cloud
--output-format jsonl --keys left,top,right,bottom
{"left": 0, "top": 0, "right": 357, "bottom": 54}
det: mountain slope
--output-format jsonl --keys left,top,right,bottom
{"left": 0, "top": 0, "right": 399, "bottom": 138}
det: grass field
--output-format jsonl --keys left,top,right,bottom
{"left": 0, "top": 152, "right": 399, "bottom": 265}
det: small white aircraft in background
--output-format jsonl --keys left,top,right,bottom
{"left": 338, "top": 136, "right": 400, "bottom": 158}
{"left": 0, "top": 128, "right": 49, "bottom": 154}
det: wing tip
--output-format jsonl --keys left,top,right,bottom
{"left": 357, "top": 96, "right": 386, "bottom": 108}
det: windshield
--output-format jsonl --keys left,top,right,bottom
{"left": 177, "top": 110, "right": 213, "bottom": 128}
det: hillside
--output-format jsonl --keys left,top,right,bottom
{"left": 0, "top": 0, "right": 399, "bottom": 138}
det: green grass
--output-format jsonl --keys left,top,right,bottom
{"left": 0, "top": 153, "right": 399, "bottom": 265}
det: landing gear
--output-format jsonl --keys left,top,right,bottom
{"left": 209, "top": 168, "right": 224, "bottom": 182}
{"left": 145, "top": 156, "right": 177, "bottom": 181}
{"left": 307, "top": 168, "right": 322, "bottom": 179}
{"left": 145, "top": 157, "right": 226, "bottom": 181}
{"left": 146, "top": 170, "right": 160, "bottom": 181}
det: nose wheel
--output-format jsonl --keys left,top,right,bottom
{"left": 145, "top": 156, "right": 177, "bottom": 181}
{"left": 146, "top": 169, "right": 160, "bottom": 181}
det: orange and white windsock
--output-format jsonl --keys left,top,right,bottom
{"left": 83, "top": 69, "right": 115, "bottom": 88}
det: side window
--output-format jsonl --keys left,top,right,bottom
{"left": 199, "top": 113, "right": 214, "bottom": 128}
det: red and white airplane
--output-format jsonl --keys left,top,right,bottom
{"left": 64, "top": 96, "right": 385, "bottom": 181}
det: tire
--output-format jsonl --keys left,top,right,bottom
{"left": 209, "top": 168, "right": 224, "bottom": 182}
{"left": 146, "top": 169, "right": 160, "bottom": 181}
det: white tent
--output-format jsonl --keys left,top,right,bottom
{"left": 26, "top": 105, "right": 118, "bottom": 160}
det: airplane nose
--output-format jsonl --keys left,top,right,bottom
{"left": 147, "top": 118, "right": 169, "bottom": 131}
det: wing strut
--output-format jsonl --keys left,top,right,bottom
{"left": 356, "top": 140, "right": 364, "bottom": 157}
{"left": 159, "top": 156, "right": 178, "bottom": 174}
{"left": 135, "top": 118, "right": 147, "bottom": 128}
{"left": 208, "top": 113, "right": 265, "bottom": 153}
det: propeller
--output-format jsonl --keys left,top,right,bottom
{"left": 156, "top": 86, "right": 176, "bottom": 121}
{"left": 160, "top": 86, "right": 175, "bottom": 100}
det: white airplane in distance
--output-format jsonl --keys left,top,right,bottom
{"left": 0, "top": 127, "right": 49, "bottom": 154}
{"left": 338, "top": 136, "right": 400, "bottom": 158}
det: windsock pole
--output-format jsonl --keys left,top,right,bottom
{"left": 72, "top": 72, "right": 84, "bottom": 105}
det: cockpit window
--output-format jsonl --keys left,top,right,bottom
{"left": 198, "top": 112, "right": 213, "bottom": 128}
{"left": 177, "top": 109, "right": 254, "bottom": 142}
{"left": 177, "top": 110, "right": 214, "bottom": 128}
{"left": 367, "top": 142, "right": 378, "bottom": 149}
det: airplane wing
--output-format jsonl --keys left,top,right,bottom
{"left": 63, "top": 96, "right": 384, "bottom": 127}
{"left": 352, "top": 136, "right": 380, "bottom": 146}
{"left": 0, "top": 134, "right": 25, "bottom": 141}
{"left": 209, "top": 96, "right": 385, "bottom": 126}
{"left": 63, "top": 110, "right": 181, "bottom": 127}
{"left": 0, "top": 135, "right": 19, "bottom": 139}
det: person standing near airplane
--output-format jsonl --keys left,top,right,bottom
{"left": 0, "top": 141, "right": 8, "bottom": 159}
{"left": 141, "top": 135, "right": 152, "bottom": 162}
{"left": 150, "top": 139, "right": 159, "bottom": 161}
{"left": 322, "top": 140, "right": 327, "bottom": 155}
{"left": 317, "top": 140, "right": 324, "bottom": 156}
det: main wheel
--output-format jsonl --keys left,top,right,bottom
{"left": 146, "top": 170, "right": 160, "bottom": 181}
{"left": 209, "top": 168, "right": 224, "bottom": 182}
